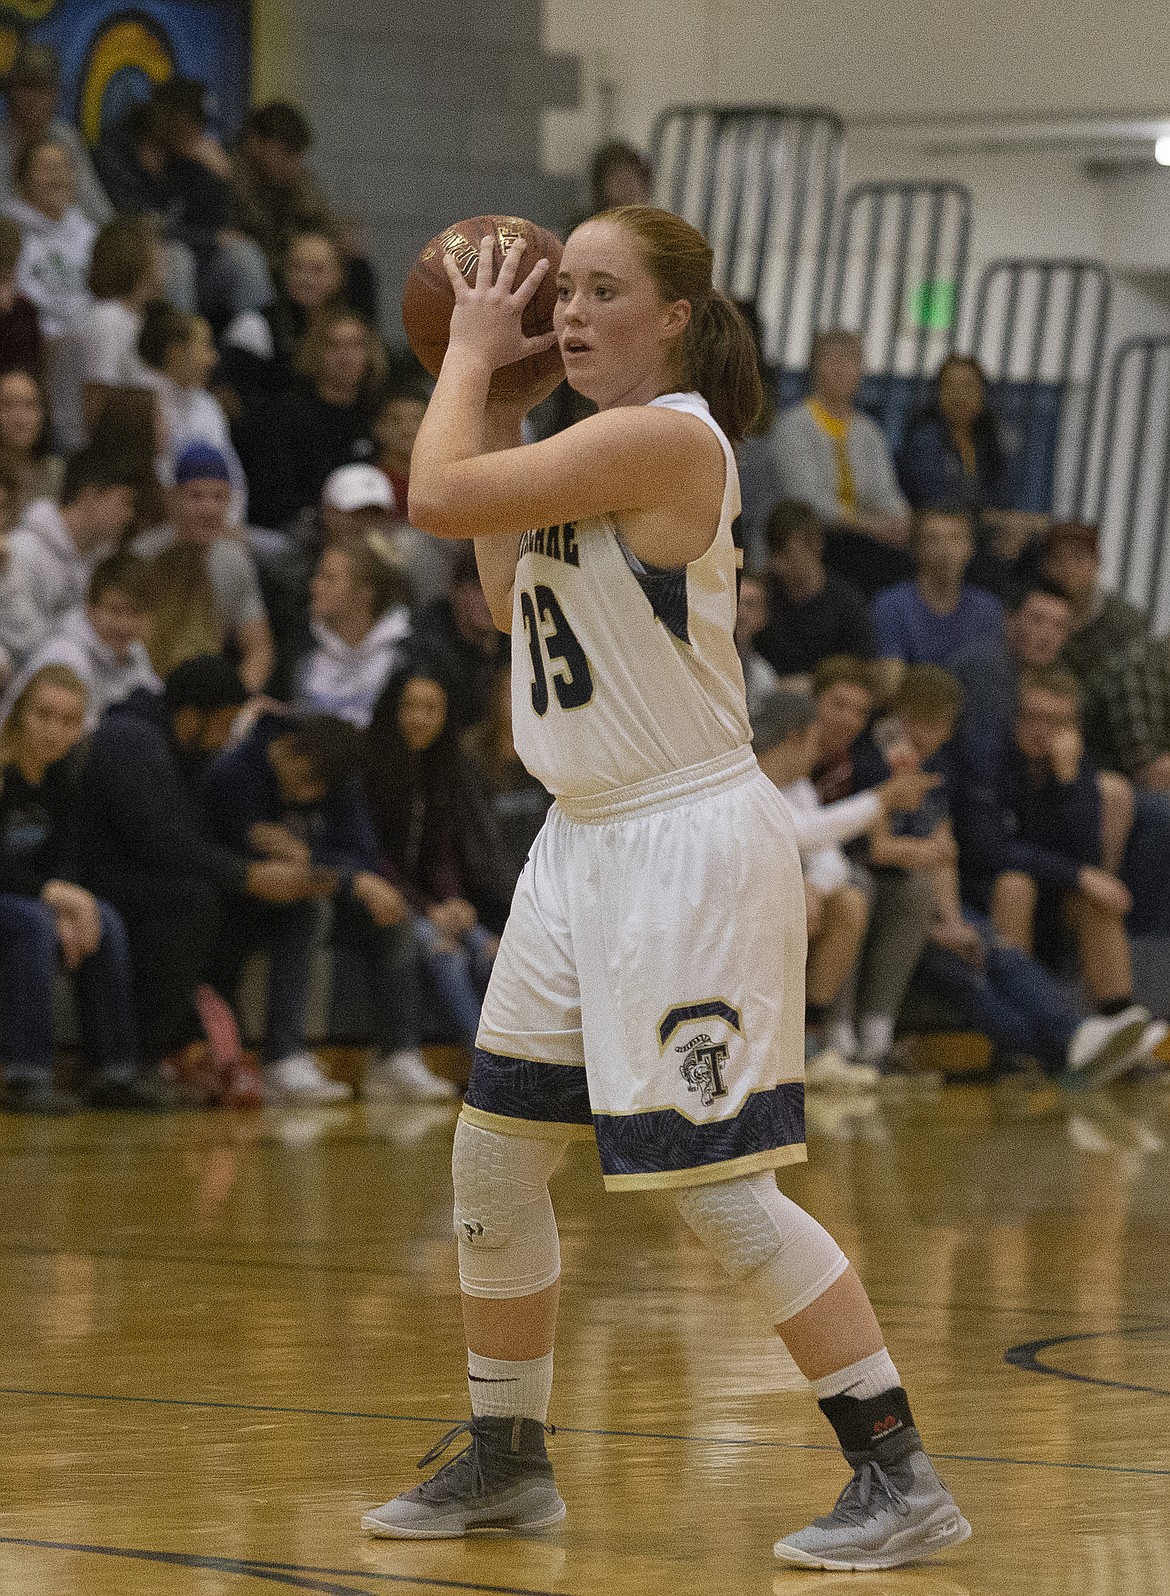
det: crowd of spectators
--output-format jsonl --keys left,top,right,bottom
{"left": 0, "top": 48, "right": 1166, "bottom": 1112}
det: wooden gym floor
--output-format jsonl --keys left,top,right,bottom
{"left": 0, "top": 1074, "right": 1167, "bottom": 1596}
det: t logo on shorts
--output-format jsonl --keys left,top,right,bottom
{"left": 658, "top": 1000, "right": 743, "bottom": 1109}
{"left": 677, "top": 1037, "right": 730, "bottom": 1106}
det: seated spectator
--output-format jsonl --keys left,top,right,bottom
{"left": 872, "top": 507, "right": 1004, "bottom": 674}
{"left": 753, "top": 687, "right": 935, "bottom": 1088}
{"left": 771, "top": 328, "right": 911, "bottom": 595}
{"left": 462, "top": 663, "right": 553, "bottom": 889}
{"left": 0, "top": 214, "right": 42, "bottom": 378}
{"left": 810, "top": 655, "right": 934, "bottom": 1068}
{"left": 0, "top": 366, "right": 62, "bottom": 514}
{"left": 414, "top": 545, "right": 509, "bottom": 731}
{"left": 138, "top": 303, "right": 248, "bottom": 523}
{"left": 953, "top": 666, "right": 1146, "bottom": 1023}
{"left": 0, "top": 551, "right": 158, "bottom": 729}
{"left": 1041, "top": 520, "right": 1148, "bottom": 683}
{"left": 366, "top": 666, "right": 513, "bottom": 1050}
{"left": 0, "top": 663, "right": 169, "bottom": 1113}
{"left": 4, "top": 137, "right": 95, "bottom": 344}
{"left": 237, "top": 306, "right": 383, "bottom": 531}
{"left": 87, "top": 382, "right": 168, "bottom": 533}
{"left": 205, "top": 707, "right": 456, "bottom": 1102}
{"left": 370, "top": 383, "right": 452, "bottom": 607}
{"left": 0, "top": 45, "right": 111, "bottom": 228}
{"left": 73, "top": 216, "right": 165, "bottom": 447}
{"left": 0, "top": 446, "right": 135, "bottom": 669}
{"left": 230, "top": 102, "right": 377, "bottom": 321}
{"left": 94, "top": 78, "right": 271, "bottom": 322}
{"left": 297, "top": 540, "right": 411, "bottom": 726}
{"left": 74, "top": 655, "right": 320, "bottom": 1102}
{"left": 133, "top": 443, "right": 274, "bottom": 693}
{"left": 755, "top": 500, "right": 874, "bottom": 686}
{"left": 884, "top": 670, "right": 1161, "bottom": 1082}
{"left": 220, "top": 227, "right": 350, "bottom": 410}
{"left": 950, "top": 579, "right": 1072, "bottom": 762}
{"left": 734, "top": 570, "right": 781, "bottom": 714}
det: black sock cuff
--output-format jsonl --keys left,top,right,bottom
{"left": 818, "top": 1386, "right": 918, "bottom": 1459}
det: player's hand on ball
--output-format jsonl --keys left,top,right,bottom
{"left": 443, "top": 236, "right": 559, "bottom": 376}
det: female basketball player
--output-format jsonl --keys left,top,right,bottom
{"left": 361, "top": 208, "right": 971, "bottom": 1571}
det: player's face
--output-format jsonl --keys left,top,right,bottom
{"left": 555, "top": 219, "right": 689, "bottom": 407}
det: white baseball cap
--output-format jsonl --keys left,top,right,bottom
{"left": 321, "top": 464, "right": 396, "bottom": 514}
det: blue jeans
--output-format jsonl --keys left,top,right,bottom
{"left": 206, "top": 897, "right": 319, "bottom": 1063}
{"left": 0, "top": 893, "right": 139, "bottom": 1084}
{"left": 918, "top": 910, "right": 1080, "bottom": 1070}
{"left": 414, "top": 916, "right": 493, "bottom": 1050}
{"left": 1124, "top": 787, "right": 1170, "bottom": 935}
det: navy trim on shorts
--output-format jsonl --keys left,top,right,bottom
{"left": 595, "top": 1082, "right": 806, "bottom": 1181}
{"left": 467, "top": 1048, "right": 593, "bottom": 1128}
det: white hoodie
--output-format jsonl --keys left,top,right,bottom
{"left": 0, "top": 605, "right": 160, "bottom": 730}
{"left": 0, "top": 499, "right": 112, "bottom": 667}
{"left": 145, "top": 371, "right": 250, "bottom": 527}
{"left": 296, "top": 609, "right": 412, "bottom": 727}
{"left": 3, "top": 197, "right": 95, "bottom": 339}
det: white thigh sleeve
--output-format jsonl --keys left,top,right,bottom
{"left": 452, "top": 1120, "right": 570, "bottom": 1300}
{"left": 673, "top": 1171, "right": 849, "bottom": 1324}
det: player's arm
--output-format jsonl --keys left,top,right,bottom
{"left": 408, "top": 236, "right": 719, "bottom": 554}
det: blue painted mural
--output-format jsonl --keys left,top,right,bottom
{"left": 0, "top": 1, "right": 250, "bottom": 143}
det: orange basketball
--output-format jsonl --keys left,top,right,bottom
{"left": 402, "top": 215, "right": 564, "bottom": 401}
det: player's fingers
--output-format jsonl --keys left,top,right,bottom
{"left": 512, "top": 254, "right": 549, "bottom": 307}
{"left": 441, "top": 251, "right": 471, "bottom": 299}
{"left": 474, "top": 235, "right": 495, "bottom": 291}
{"left": 496, "top": 235, "right": 528, "bottom": 292}
{"left": 521, "top": 329, "right": 561, "bottom": 356}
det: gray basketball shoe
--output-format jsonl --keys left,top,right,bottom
{"left": 774, "top": 1445, "right": 971, "bottom": 1571}
{"left": 361, "top": 1417, "right": 566, "bottom": 1538}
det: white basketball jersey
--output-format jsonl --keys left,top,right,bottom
{"left": 510, "top": 392, "right": 751, "bottom": 799}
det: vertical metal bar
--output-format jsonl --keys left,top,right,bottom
{"left": 751, "top": 117, "right": 780, "bottom": 322}
{"left": 773, "top": 114, "right": 813, "bottom": 371}
{"left": 1097, "top": 340, "right": 1130, "bottom": 587}
{"left": 1074, "top": 270, "right": 1112, "bottom": 517}
{"left": 721, "top": 116, "right": 751, "bottom": 296}
{"left": 828, "top": 177, "right": 862, "bottom": 330}
{"left": 698, "top": 112, "right": 722, "bottom": 236}
{"left": 811, "top": 121, "right": 843, "bottom": 342}
{"left": 1147, "top": 348, "right": 1170, "bottom": 616}
{"left": 1121, "top": 342, "right": 1156, "bottom": 596}
{"left": 948, "top": 188, "right": 971, "bottom": 357}
{"left": 998, "top": 265, "right": 1022, "bottom": 382}
{"left": 911, "top": 186, "right": 946, "bottom": 381}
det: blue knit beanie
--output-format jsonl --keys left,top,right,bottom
{"left": 174, "top": 442, "right": 231, "bottom": 485}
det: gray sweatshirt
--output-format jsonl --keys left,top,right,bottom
{"left": 0, "top": 605, "right": 160, "bottom": 730}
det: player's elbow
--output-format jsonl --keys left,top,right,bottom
{"left": 407, "top": 482, "right": 465, "bottom": 539}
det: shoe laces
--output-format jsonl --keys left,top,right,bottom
{"left": 413, "top": 1418, "right": 555, "bottom": 1504}
{"left": 831, "top": 1459, "right": 911, "bottom": 1525}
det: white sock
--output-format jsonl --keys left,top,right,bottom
{"left": 858, "top": 1015, "right": 894, "bottom": 1063}
{"left": 467, "top": 1350, "right": 553, "bottom": 1422}
{"left": 812, "top": 1347, "right": 901, "bottom": 1402}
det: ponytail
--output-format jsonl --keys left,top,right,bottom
{"left": 687, "top": 292, "right": 764, "bottom": 446}
{"left": 600, "top": 206, "right": 764, "bottom": 445}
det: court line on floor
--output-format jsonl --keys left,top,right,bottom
{"left": 0, "top": 1537, "right": 560, "bottom": 1596}
{"left": 1005, "top": 1327, "right": 1170, "bottom": 1397}
{"left": 1, "top": 1383, "right": 1166, "bottom": 1478}
{"left": 1, "top": 1236, "right": 1167, "bottom": 1325}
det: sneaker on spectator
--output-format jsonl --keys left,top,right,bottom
{"left": 4, "top": 1076, "right": 81, "bottom": 1115}
{"left": 86, "top": 1066, "right": 179, "bottom": 1111}
{"left": 1064, "top": 1006, "right": 1151, "bottom": 1087}
{"left": 366, "top": 1049, "right": 460, "bottom": 1103}
{"left": 264, "top": 1051, "right": 352, "bottom": 1104}
{"left": 805, "top": 1047, "right": 881, "bottom": 1091}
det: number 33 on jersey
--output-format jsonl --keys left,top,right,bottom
{"left": 509, "top": 393, "right": 753, "bottom": 803}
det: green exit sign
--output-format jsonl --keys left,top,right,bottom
{"left": 906, "top": 280, "right": 957, "bottom": 332}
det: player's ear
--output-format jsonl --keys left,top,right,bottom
{"left": 660, "top": 297, "right": 691, "bottom": 342}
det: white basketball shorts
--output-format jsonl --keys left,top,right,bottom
{"left": 463, "top": 746, "right": 808, "bottom": 1191}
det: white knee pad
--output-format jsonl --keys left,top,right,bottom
{"left": 452, "top": 1120, "right": 568, "bottom": 1300}
{"left": 673, "top": 1172, "right": 849, "bottom": 1324}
